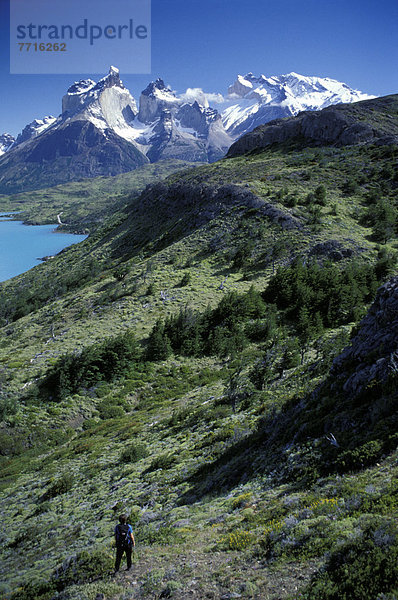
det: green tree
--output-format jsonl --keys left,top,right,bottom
{"left": 145, "top": 320, "right": 172, "bottom": 361}
{"left": 314, "top": 184, "right": 327, "bottom": 205}
{"left": 367, "top": 199, "right": 397, "bottom": 243}
{"left": 279, "top": 336, "right": 301, "bottom": 374}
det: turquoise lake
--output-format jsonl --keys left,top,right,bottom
{"left": 0, "top": 214, "right": 87, "bottom": 282}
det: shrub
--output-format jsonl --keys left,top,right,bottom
{"left": 231, "top": 492, "right": 253, "bottom": 510}
{"left": 0, "top": 395, "right": 17, "bottom": 421}
{"left": 120, "top": 442, "right": 149, "bottom": 464}
{"left": 138, "top": 525, "right": 182, "bottom": 546}
{"left": 53, "top": 548, "right": 113, "bottom": 589}
{"left": 219, "top": 529, "right": 255, "bottom": 551}
{"left": 301, "top": 518, "right": 398, "bottom": 600}
{"left": 146, "top": 282, "right": 156, "bottom": 295}
{"left": 314, "top": 184, "right": 327, "bottom": 204}
{"left": 336, "top": 439, "right": 383, "bottom": 472}
{"left": 145, "top": 453, "right": 176, "bottom": 472}
{"left": 42, "top": 473, "right": 74, "bottom": 500}
{"left": 10, "top": 578, "right": 56, "bottom": 600}
{"left": 113, "top": 264, "right": 130, "bottom": 281}
{"left": 97, "top": 402, "right": 125, "bottom": 420}
{"left": 178, "top": 272, "right": 191, "bottom": 287}
{"left": 342, "top": 177, "right": 358, "bottom": 195}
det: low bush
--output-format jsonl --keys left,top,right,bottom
{"left": 10, "top": 548, "right": 113, "bottom": 600}
{"left": 145, "top": 453, "right": 176, "bottom": 473}
{"left": 97, "top": 402, "right": 125, "bottom": 420}
{"left": 137, "top": 524, "right": 182, "bottom": 546}
{"left": 120, "top": 442, "right": 149, "bottom": 464}
{"left": 42, "top": 473, "right": 74, "bottom": 501}
{"left": 53, "top": 548, "right": 113, "bottom": 589}
{"left": 301, "top": 518, "right": 398, "bottom": 600}
{"left": 336, "top": 439, "right": 384, "bottom": 472}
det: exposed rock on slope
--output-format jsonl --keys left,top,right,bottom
{"left": 330, "top": 276, "right": 398, "bottom": 399}
{"left": 138, "top": 182, "right": 300, "bottom": 229}
{"left": 227, "top": 94, "right": 398, "bottom": 156}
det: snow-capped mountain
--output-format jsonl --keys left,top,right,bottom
{"left": 0, "top": 67, "right": 149, "bottom": 193}
{"left": 0, "top": 68, "right": 375, "bottom": 193}
{"left": 221, "top": 72, "right": 375, "bottom": 138}
{"left": 59, "top": 71, "right": 232, "bottom": 162}
{"left": 0, "top": 67, "right": 233, "bottom": 193}
{"left": 0, "top": 133, "right": 15, "bottom": 156}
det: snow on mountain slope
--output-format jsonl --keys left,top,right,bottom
{"left": 0, "top": 133, "right": 15, "bottom": 156}
{"left": 0, "top": 68, "right": 376, "bottom": 188}
{"left": 138, "top": 79, "right": 180, "bottom": 123}
{"left": 62, "top": 67, "right": 139, "bottom": 141}
{"left": 136, "top": 79, "right": 232, "bottom": 161}
{"left": 13, "top": 116, "right": 57, "bottom": 148}
{"left": 222, "top": 72, "right": 375, "bottom": 138}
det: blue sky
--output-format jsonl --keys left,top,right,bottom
{"left": 1, "top": 0, "right": 398, "bottom": 136}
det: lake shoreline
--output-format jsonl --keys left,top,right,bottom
{"left": 0, "top": 216, "right": 87, "bottom": 282}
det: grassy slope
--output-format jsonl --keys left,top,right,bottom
{"left": 0, "top": 121, "right": 397, "bottom": 598}
{"left": 0, "top": 159, "right": 198, "bottom": 233}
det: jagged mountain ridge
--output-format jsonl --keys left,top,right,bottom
{"left": 222, "top": 71, "right": 373, "bottom": 138}
{"left": 0, "top": 68, "right": 374, "bottom": 192}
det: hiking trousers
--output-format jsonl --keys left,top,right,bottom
{"left": 115, "top": 545, "right": 132, "bottom": 571}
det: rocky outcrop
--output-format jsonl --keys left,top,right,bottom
{"left": 227, "top": 94, "right": 398, "bottom": 156}
{"left": 309, "top": 240, "right": 361, "bottom": 262}
{"left": 137, "top": 182, "right": 300, "bottom": 230}
{"left": 330, "top": 276, "right": 398, "bottom": 399}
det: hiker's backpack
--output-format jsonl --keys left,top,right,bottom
{"left": 117, "top": 524, "right": 131, "bottom": 549}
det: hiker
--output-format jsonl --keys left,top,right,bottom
{"left": 114, "top": 513, "right": 135, "bottom": 573}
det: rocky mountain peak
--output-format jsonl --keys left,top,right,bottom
{"left": 93, "top": 65, "right": 124, "bottom": 92}
{"left": 138, "top": 78, "right": 179, "bottom": 123}
{"left": 142, "top": 78, "right": 172, "bottom": 97}
{"left": 65, "top": 79, "right": 96, "bottom": 96}
{"left": 62, "top": 66, "right": 128, "bottom": 117}
{"left": 223, "top": 71, "right": 375, "bottom": 138}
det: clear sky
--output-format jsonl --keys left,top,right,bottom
{"left": 1, "top": 0, "right": 398, "bottom": 136}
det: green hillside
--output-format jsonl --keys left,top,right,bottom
{"left": 0, "top": 159, "right": 197, "bottom": 233}
{"left": 0, "top": 96, "right": 397, "bottom": 600}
